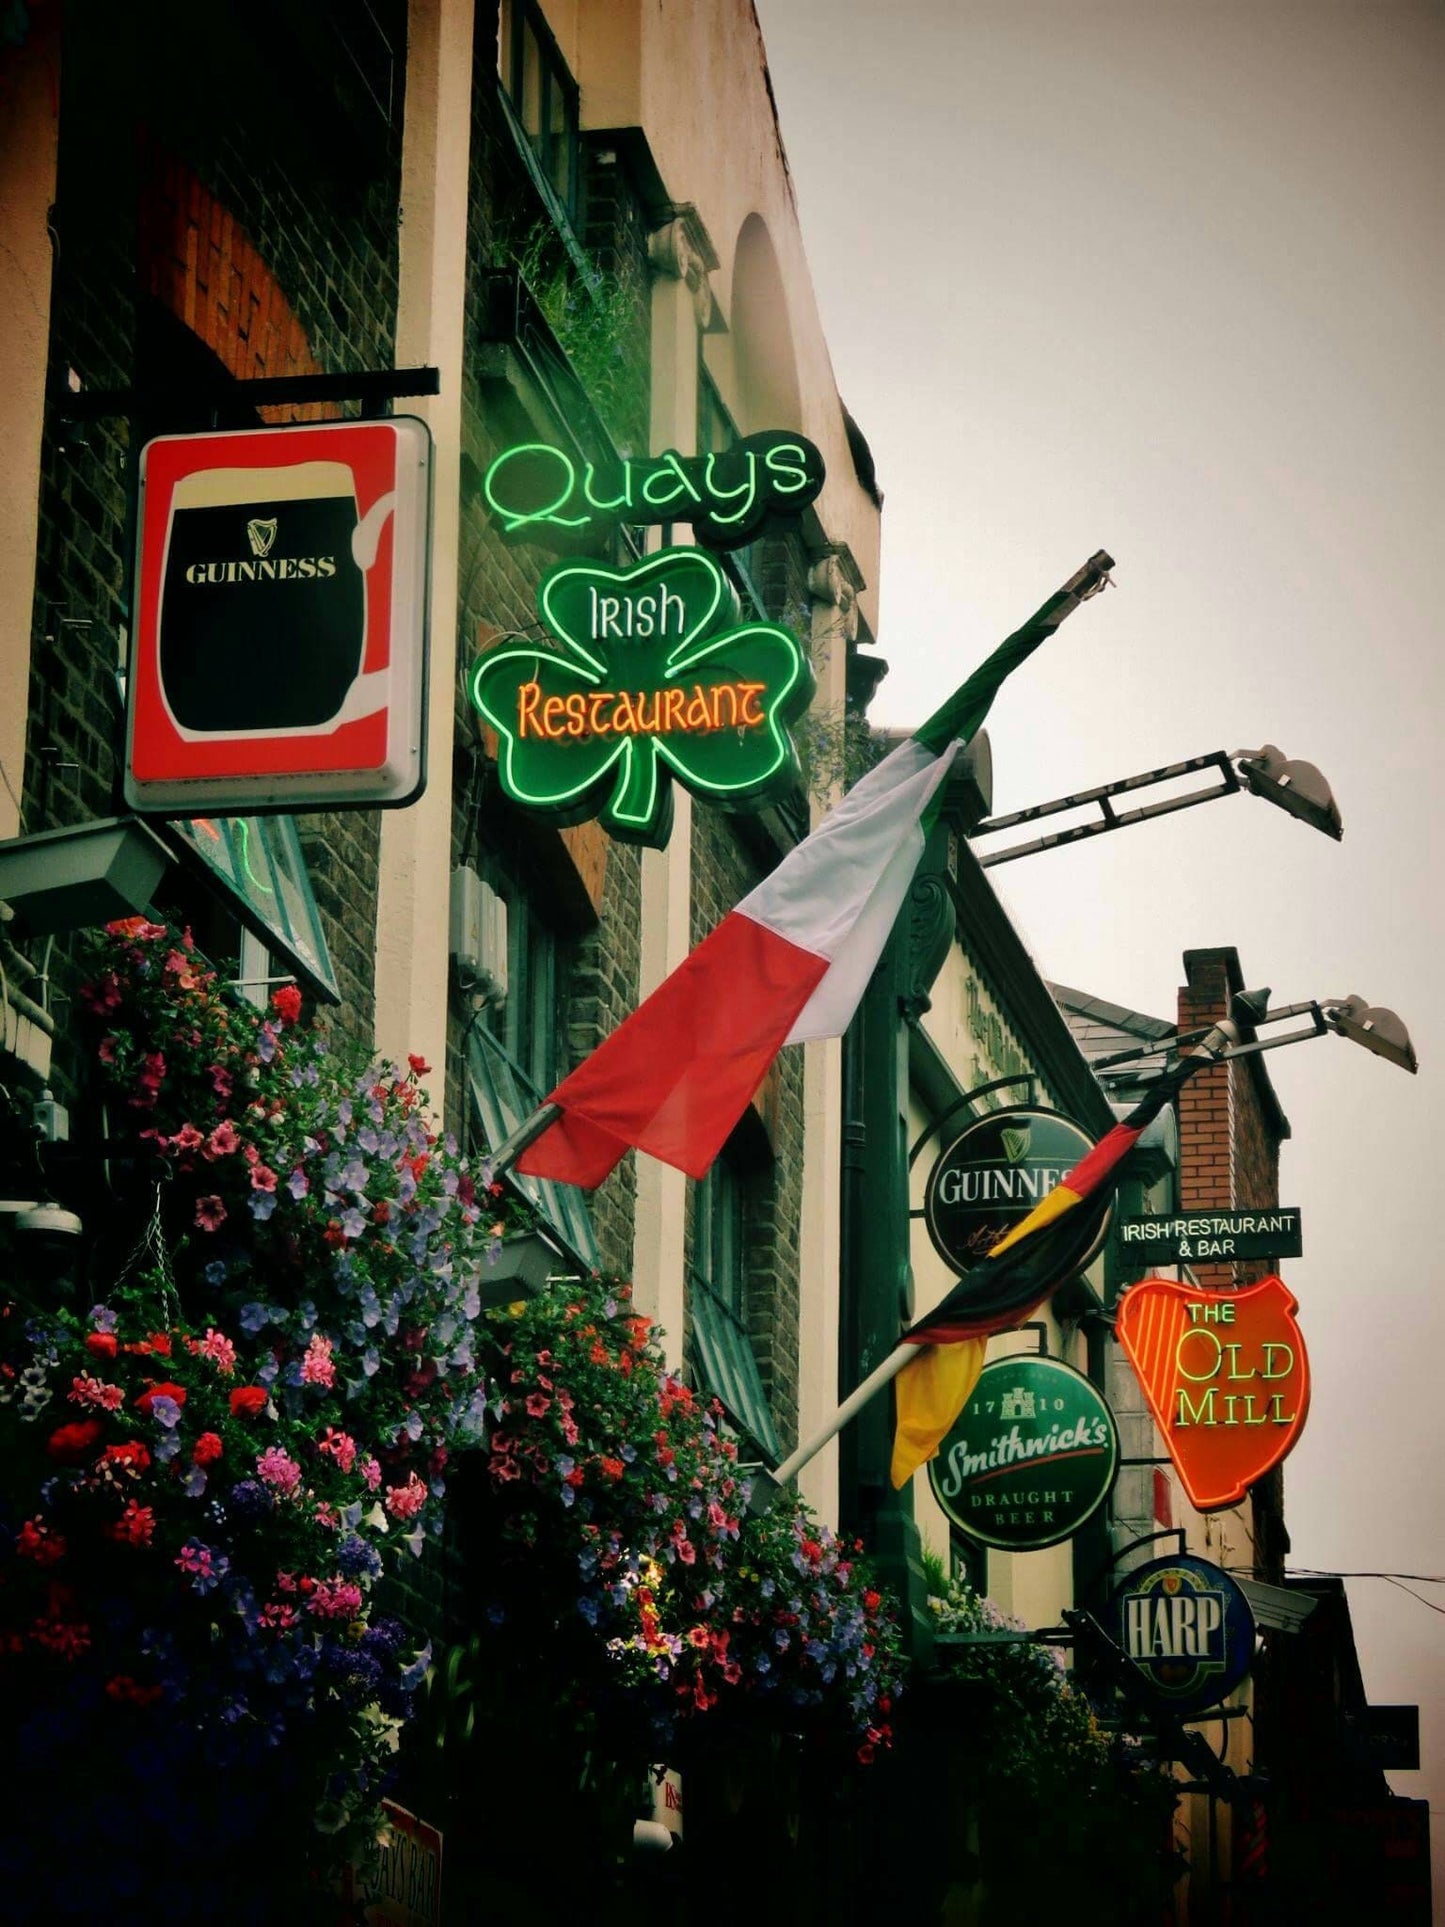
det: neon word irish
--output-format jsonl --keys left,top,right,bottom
{"left": 468, "top": 546, "right": 813, "bottom": 848}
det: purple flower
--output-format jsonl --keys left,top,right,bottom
{"left": 249, "top": 1191, "right": 278, "bottom": 1222}
{"left": 238, "top": 1301, "right": 272, "bottom": 1336}
{"left": 90, "top": 1305, "right": 118, "bottom": 1333}
{"left": 149, "top": 1394, "right": 182, "bottom": 1430}
{"left": 287, "top": 1168, "right": 309, "bottom": 1200}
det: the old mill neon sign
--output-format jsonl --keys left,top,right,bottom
{"left": 467, "top": 546, "right": 813, "bottom": 848}
{"left": 1116, "top": 1274, "right": 1311, "bottom": 1512}
{"left": 482, "top": 431, "right": 825, "bottom": 550}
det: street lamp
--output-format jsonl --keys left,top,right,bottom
{"left": 1091, "top": 987, "right": 1418, "bottom": 1079}
{"left": 969, "top": 743, "right": 1342, "bottom": 866}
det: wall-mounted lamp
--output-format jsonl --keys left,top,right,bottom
{"left": 1093, "top": 986, "right": 1418, "bottom": 1081}
{"left": 969, "top": 744, "right": 1342, "bottom": 865}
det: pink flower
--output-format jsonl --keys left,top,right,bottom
{"left": 197, "top": 1328, "right": 237, "bottom": 1376}
{"left": 256, "top": 1447, "right": 302, "bottom": 1496}
{"left": 307, "top": 1578, "right": 364, "bottom": 1620}
{"left": 299, "top": 1333, "right": 336, "bottom": 1389}
{"left": 205, "top": 1121, "right": 239, "bottom": 1160}
{"left": 208, "top": 1064, "right": 233, "bottom": 1101}
{"left": 249, "top": 1162, "right": 278, "bottom": 1194}
{"left": 69, "top": 1375, "right": 125, "bottom": 1413}
{"left": 170, "top": 1122, "right": 204, "bottom": 1152}
{"left": 525, "top": 1392, "right": 551, "bottom": 1418}
{"left": 259, "top": 1602, "right": 298, "bottom": 1631}
{"left": 317, "top": 1428, "right": 357, "bottom": 1472}
{"left": 384, "top": 1473, "right": 428, "bottom": 1521}
{"left": 194, "top": 1195, "right": 227, "bottom": 1232}
{"left": 360, "top": 1457, "right": 382, "bottom": 1491}
{"left": 314, "top": 1502, "right": 341, "bottom": 1530}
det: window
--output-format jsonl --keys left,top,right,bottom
{"left": 465, "top": 856, "right": 598, "bottom": 1270}
{"left": 499, "top": 0, "right": 579, "bottom": 223}
{"left": 688, "top": 1155, "right": 781, "bottom": 1460}
{"left": 697, "top": 363, "right": 737, "bottom": 459}
{"left": 163, "top": 815, "right": 339, "bottom": 1004}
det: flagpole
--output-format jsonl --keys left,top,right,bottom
{"left": 489, "top": 1100, "right": 562, "bottom": 1175}
{"left": 750, "top": 1340, "right": 918, "bottom": 1509}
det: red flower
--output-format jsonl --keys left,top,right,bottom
{"left": 270, "top": 984, "right": 303, "bottom": 1025}
{"left": 408, "top": 1053, "right": 432, "bottom": 1076}
{"left": 863, "top": 1589, "right": 882, "bottom": 1614}
{"left": 105, "top": 1502, "right": 156, "bottom": 1547}
{"left": 17, "top": 1519, "right": 66, "bottom": 1566}
{"left": 229, "top": 1386, "right": 268, "bottom": 1418}
{"left": 47, "top": 1420, "right": 104, "bottom": 1463}
{"left": 101, "top": 1440, "right": 152, "bottom": 1474}
{"left": 85, "top": 1331, "right": 119, "bottom": 1359}
{"left": 134, "top": 1381, "right": 187, "bottom": 1415}
{"left": 194, "top": 1195, "right": 227, "bottom": 1232}
{"left": 193, "top": 1432, "right": 224, "bottom": 1465}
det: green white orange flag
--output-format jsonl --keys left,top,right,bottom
{"left": 889, "top": 1047, "right": 1219, "bottom": 1488}
{"left": 514, "top": 553, "right": 1114, "bottom": 1190}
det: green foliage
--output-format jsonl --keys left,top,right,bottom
{"left": 926, "top": 1576, "right": 1182, "bottom": 1924}
{"left": 793, "top": 697, "right": 887, "bottom": 805}
{"left": 511, "top": 223, "right": 650, "bottom": 457}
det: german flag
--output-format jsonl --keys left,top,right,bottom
{"left": 890, "top": 1048, "right": 1218, "bottom": 1487}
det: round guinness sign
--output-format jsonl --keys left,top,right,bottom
{"left": 923, "top": 1106, "right": 1107, "bottom": 1279}
{"left": 928, "top": 1355, "right": 1119, "bottom": 1551}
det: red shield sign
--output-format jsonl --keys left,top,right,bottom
{"left": 126, "top": 418, "right": 431, "bottom": 813}
{"left": 1116, "top": 1274, "right": 1310, "bottom": 1512}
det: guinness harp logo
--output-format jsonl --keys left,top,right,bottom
{"left": 246, "top": 516, "right": 278, "bottom": 558}
{"left": 1000, "top": 1122, "right": 1032, "bottom": 1165}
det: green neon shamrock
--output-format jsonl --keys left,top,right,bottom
{"left": 467, "top": 547, "right": 815, "bottom": 849}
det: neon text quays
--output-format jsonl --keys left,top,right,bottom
{"left": 483, "top": 431, "right": 825, "bottom": 551}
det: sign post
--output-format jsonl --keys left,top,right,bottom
{"left": 126, "top": 418, "right": 432, "bottom": 813}
{"left": 1116, "top": 1273, "right": 1311, "bottom": 1510}
{"left": 927, "top": 1354, "right": 1119, "bottom": 1550}
{"left": 1111, "top": 1553, "right": 1256, "bottom": 1717}
{"left": 468, "top": 545, "right": 814, "bottom": 849}
{"left": 1118, "top": 1207, "right": 1303, "bottom": 1266}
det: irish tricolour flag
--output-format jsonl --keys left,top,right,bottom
{"left": 516, "top": 554, "right": 1113, "bottom": 1190}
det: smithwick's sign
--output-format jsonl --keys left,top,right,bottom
{"left": 1111, "top": 1554, "right": 1256, "bottom": 1717}
{"left": 481, "top": 432, "right": 825, "bottom": 551}
{"left": 1116, "top": 1274, "right": 1311, "bottom": 1512}
{"left": 1118, "top": 1207, "right": 1303, "bottom": 1265}
{"left": 126, "top": 419, "right": 433, "bottom": 813}
{"left": 468, "top": 546, "right": 812, "bottom": 849}
{"left": 928, "top": 1355, "right": 1119, "bottom": 1551}
{"left": 923, "top": 1107, "right": 1108, "bottom": 1279}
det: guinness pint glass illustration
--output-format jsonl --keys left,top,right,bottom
{"left": 159, "top": 461, "right": 369, "bottom": 733}
{"left": 127, "top": 418, "right": 432, "bottom": 813}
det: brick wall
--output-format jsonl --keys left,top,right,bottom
{"left": 1177, "top": 948, "right": 1283, "bottom": 1291}
{"left": 23, "top": 1, "right": 403, "bottom": 1050}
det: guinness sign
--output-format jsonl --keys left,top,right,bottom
{"left": 1111, "top": 1554, "right": 1255, "bottom": 1717}
{"left": 126, "top": 418, "right": 432, "bottom": 813}
{"left": 923, "top": 1106, "right": 1106, "bottom": 1279}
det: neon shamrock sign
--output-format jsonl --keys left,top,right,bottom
{"left": 482, "top": 432, "right": 825, "bottom": 551}
{"left": 468, "top": 546, "right": 814, "bottom": 848}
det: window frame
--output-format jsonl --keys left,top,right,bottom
{"left": 498, "top": 0, "right": 581, "bottom": 229}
